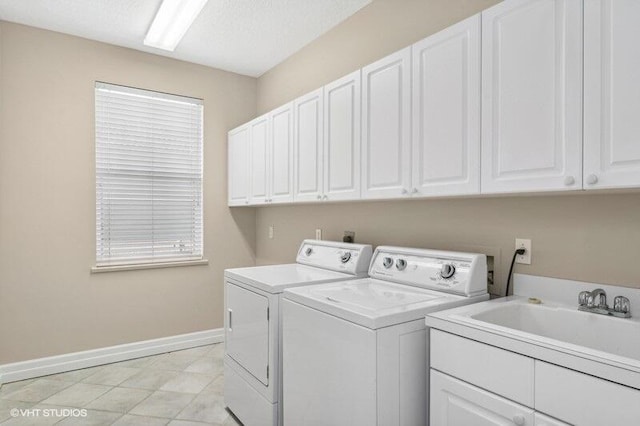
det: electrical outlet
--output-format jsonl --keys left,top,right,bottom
{"left": 343, "top": 231, "right": 355, "bottom": 243}
{"left": 315, "top": 228, "right": 322, "bottom": 240}
{"left": 268, "top": 225, "right": 274, "bottom": 239}
{"left": 515, "top": 238, "right": 532, "bottom": 265}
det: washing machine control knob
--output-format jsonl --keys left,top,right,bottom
{"left": 340, "top": 252, "right": 352, "bottom": 263}
{"left": 305, "top": 247, "right": 313, "bottom": 257}
{"left": 395, "top": 259, "right": 407, "bottom": 271}
{"left": 440, "top": 264, "right": 456, "bottom": 279}
{"left": 382, "top": 257, "right": 394, "bottom": 269}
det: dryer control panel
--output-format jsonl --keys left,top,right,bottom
{"left": 369, "top": 247, "right": 487, "bottom": 297}
{"left": 296, "top": 240, "right": 373, "bottom": 276}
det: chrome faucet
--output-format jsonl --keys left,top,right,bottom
{"left": 578, "top": 288, "right": 631, "bottom": 318}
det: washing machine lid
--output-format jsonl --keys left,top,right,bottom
{"left": 224, "top": 264, "right": 358, "bottom": 294}
{"left": 284, "top": 278, "right": 489, "bottom": 329}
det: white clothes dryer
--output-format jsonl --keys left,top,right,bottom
{"left": 223, "top": 239, "right": 372, "bottom": 426}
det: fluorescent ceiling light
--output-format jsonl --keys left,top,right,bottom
{"left": 144, "top": 0, "right": 208, "bottom": 51}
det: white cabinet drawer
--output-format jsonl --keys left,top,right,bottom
{"left": 430, "top": 330, "right": 534, "bottom": 406}
{"left": 535, "top": 361, "right": 640, "bottom": 426}
{"left": 534, "top": 413, "right": 569, "bottom": 426}
{"left": 430, "top": 370, "right": 534, "bottom": 426}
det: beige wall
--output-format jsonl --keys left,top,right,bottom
{"left": 255, "top": 0, "right": 640, "bottom": 293}
{"left": 0, "top": 22, "right": 257, "bottom": 364}
{"left": 257, "top": 0, "right": 499, "bottom": 114}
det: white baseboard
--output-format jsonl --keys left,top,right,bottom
{"left": 0, "top": 328, "right": 224, "bottom": 385}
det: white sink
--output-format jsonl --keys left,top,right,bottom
{"left": 425, "top": 274, "right": 640, "bottom": 389}
{"left": 466, "top": 302, "right": 640, "bottom": 363}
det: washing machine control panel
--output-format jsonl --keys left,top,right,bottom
{"left": 369, "top": 247, "right": 487, "bottom": 297}
{"left": 296, "top": 240, "right": 373, "bottom": 276}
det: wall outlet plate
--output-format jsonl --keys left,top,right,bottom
{"left": 268, "top": 225, "right": 274, "bottom": 239}
{"left": 515, "top": 238, "right": 532, "bottom": 265}
{"left": 315, "top": 228, "right": 322, "bottom": 240}
{"left": 343, "top": 231, "right": 355, "bottom": 243}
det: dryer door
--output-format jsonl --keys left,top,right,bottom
{"left": 226, "top": 282, "right": 270, "bottom": 385}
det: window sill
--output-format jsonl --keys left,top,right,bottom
{"left": 91, "top": 259, "right": 209, "bottom": 273}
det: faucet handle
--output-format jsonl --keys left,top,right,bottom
{"left": 578, "top": 291, "right": 590, "bottom": 306}
{"left": 613, "top": 296, "right": 631, "bottom": 314}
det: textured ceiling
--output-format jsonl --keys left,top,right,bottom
{"left": 0, "top": 0, "right": 371, "bottom": 77}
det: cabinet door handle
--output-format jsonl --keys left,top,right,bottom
{"left": 316, "top": 195, "right": 321, "bottom": 200}
{"left": 412, "top": 188, "right": 418, "bottom": 194}
{"left": 586, "top": 174, "right": 599, "bottom": 185}
{"left": 323, "top": 195, "right": 328, "bottom": 200}
{"left": 228, "top": 309, "right": 233, "bottom": 331}
{"left": 401, "top": 188, "right": 408, "bottom": 195}
{"left": 512, "top": 414, "right": 525, "bottom": 426}
{"left": 564, "top": 175, "right": 575, "bottom": 186}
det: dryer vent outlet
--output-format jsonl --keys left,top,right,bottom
{"left": 343, "top": 231, "right": 355, "bottom": 243}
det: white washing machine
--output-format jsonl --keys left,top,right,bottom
{"left": 282, "top": 246, "right": 489, "bottom": 426}
{"left": 223, "top": 240, "right": 373, "bottom": 426}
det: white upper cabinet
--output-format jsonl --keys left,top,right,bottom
{"left": 249, "top": 114, "right": 270, "bottom": 204}
{"left": 228, "top": 124, "right": 250, "bottom": 206}
{"left": 293, "top": 88, "right": 324, "bottom": 202}
{"left": 362, "top": 47, "right": 412, "bottom": 200}
{"left": 269, "top": 102, "right": 294, "bottom": 203}
{"left": 481, "top": 0, "right": 583, "bottom": 194}
{"left": 412, "top": 14, "right": 481, "bottom": 197}
{"left": 584, "top": 0, "right": 640, "bottom": 189}
{"left": 324, "top": 70, "right": 361, "bottom": 201}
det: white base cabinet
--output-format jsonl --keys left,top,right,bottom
{"left": 430, "top": 330, "right": 640, "bottom": 426}
{"left": 430, "top": 370, "right": 534, "bottom": 426}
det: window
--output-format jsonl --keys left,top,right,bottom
{"left": 95, "top": 82, "right": 203, "bottom": 267}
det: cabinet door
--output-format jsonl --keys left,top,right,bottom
{"left": 430, "top": 370, "right": 534, "bottom": 426}
{"left": 534, "top": 413, "right": 569, "bottom": 426}
{"left": 362, "top": 47, "right": 412, "bottom": 200}
{"left": 293, "top": 88, "right": 324, "bottom": 202}
{"left": 412, "top": 14, "right": 481, "bottom": 197}
{"left": 535, "top": 361, "right": 640, "bottom": 426}
{"left": 228, "top": 125, "right": 250, "bottom": 206}
{"left": 584, "top": 0, "right": 640, "bottom": 189}
{"left": 324, "top": 70, "right": 361, "bottom": 201}
{"left": 269, "top": 102, "right": 294, "bottom": 203}
{"left": 225, "top": 283, "right": 270, "bottom": 386}
{"left": 249, "top": 115, "right": 270, "bottom": 204}
{"left": 481, "top": 0, "right": 583, "bottom": 194}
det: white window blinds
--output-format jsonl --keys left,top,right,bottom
{"left": 95, "top": 82, "right": 203, "bottom": 266}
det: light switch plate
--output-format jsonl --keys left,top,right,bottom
{"left": 315, "top": 228, "right": 322, "bottom": 240}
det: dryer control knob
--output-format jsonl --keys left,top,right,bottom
{"left": 340, "top": 252, "right": 352, "bottom": 264}
{"left": 305, "top": 247, "right": 313, "bottom": 256}
{"left": 395, "top": 259, "right": 407, "bottom": 271}
{"left": 440, "top": 264, "right": 456, "bottom": 279}
{"left": 382, "top": 257, "right": 394, "bottom": 269}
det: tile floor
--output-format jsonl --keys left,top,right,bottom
{"left": 0, "top": 344, "right": 241, "bottom": 426}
